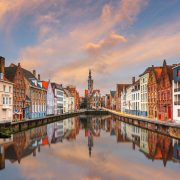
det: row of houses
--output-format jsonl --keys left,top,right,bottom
{"left": 0, "top": 56, "right": 80, "bottom": 123}
{"left": 104, "top": 60, "right": 180, "bottom": 122}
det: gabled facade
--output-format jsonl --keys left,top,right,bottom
{"left": 148, "top": 66, "right": 162, "bottom": 119}
{"left": 22, "top": 69, "right": 47, "bottom": 119}
{"left": 42, "top": 80, "right": 54, "bottom": 116}
{"left": 131, "top": 79, "right": 140, "bottom": 116}
{"left": 110, "top": 91, "right": 116, "bottom": 110}
{"left": 115, "top": 84, "right": 130, "bottom": 112}
{"left": 51, "top": 83, "right": 64, "bottom": 115}
{"left": 5, "top": 63, "right": 26, "bottom": 121}
{"left": 158, "top": 60, "right": 174, "bottom": 121}
{"left": 172, "top": 64, "right": 180, "bottom": 122}
{"left": 0, "top": 57, "right": 13, "bottom": 122}
{"left": 139, "top": 67, "right": 152, "bottom": 117}
{"left": 66, "top": 85, "right": 79, "bottom": 110}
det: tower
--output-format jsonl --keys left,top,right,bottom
{"left": 88, "top": 69, "right": 93, "bottom": 96}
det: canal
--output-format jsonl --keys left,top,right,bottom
{"left": 0, "top": 115, "right": 179, "bottom": 180}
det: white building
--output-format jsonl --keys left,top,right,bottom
{"left": 173, "top": 65, "right": 180, "bottom": 122}
{"left": 139, "top": 68, "right": 150, "bottom": 117}
{"left": 42, "top": 80, "right": 54, "bottom": 116}
{"left": 0, "top": 57, "right": 13, "bottom": 123}
{"left": 121, "top": 86, "right": 127, "bottom": 113}
{"left": 64, "top": 89, "right": 75, "bottom": 113}
{"left": 131, "top": 79, "right": 140, "bottom": 116}
{"left": 125, "top": 85, "right": 133, "bottom": 114}
{"left": 140, "top": 129, "right": 149, "bottom": 154}
{"left": 51, "top": 83, "right": 64, "bottom": 115}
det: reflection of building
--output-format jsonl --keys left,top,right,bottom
{"left": 140, "top": 129, "right": 149, "bottom": 154}
{"left": 52, "top": 121, "right": 64, "bottom": 143}
{"left": 147, "top": 131, "right": 173, "bottom": 167}
{"left": 172, "top": 64, "right": 180, "bottom": 122}
{"left": 172, "top": 139, "right": 180, "bottom": 161}
{"left": 47, "top": 123, "right": 55, "bottom": 145}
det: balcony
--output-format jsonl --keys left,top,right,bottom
{"left": 2, "top": 104, "right": 10, "bottom": 109}
{"left": 174, "top": 88, "right": 180, "bottom": 92}
{"left": 174, "top": 101, "right": 180, "bottom": 105}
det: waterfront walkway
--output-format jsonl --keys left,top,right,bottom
{"left": 103, "top": 108, "right": 180, "bottom": 128}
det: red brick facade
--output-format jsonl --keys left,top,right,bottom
{"left": 5, "top": 63, "right": 26, "bottom": 121}
{"left": 157, "top": 60, "right": 173, "bottom": 121}
{"left": 148, "top": 66, "right": 162, "bottom": 119}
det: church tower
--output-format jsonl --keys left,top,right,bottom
{"left": 88, "top": 69, "right": 93, "bottom": 96}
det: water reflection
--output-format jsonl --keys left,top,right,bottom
{"left": 0, "top": 115, "right": 179, "bottom": 174}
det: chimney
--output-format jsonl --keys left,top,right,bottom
{"left": 38, "top": 74, "right": 40, "bottom": 80}
{"left": 33, "top": 70, "right": 36, "bottom": 77}
{"left": 132, "top": 76, "right": 135, "bottom": 84}
{"left": 18, "top": 63, "right": 20, "bottom": 67}
{"left": 0, "top": 56, "right": 5, "bottom": 80}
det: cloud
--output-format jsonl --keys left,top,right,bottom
{"left": 84, "top": 33, "right": 127, "bottom": 53}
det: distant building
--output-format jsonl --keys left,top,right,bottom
{"left": 63, "top": 89, "right": 75, "bottom": 113}
{"left": 172, "top": 64, "right": 180, "bottom": 122}
{"left": 0, "top": 57, "right": 13, "bottom": 123}
{"left": 66, "top": 85, "right": 79, "bottom": 110}
{"left": 5, "top": 63, "right": 27, "bottom": 121}
{"left": 125, "top": 85, "right": 133, "bottom": 114}
{"left": 110, "top": 91, "right": 116, "bottom": 110}
{"left": 88, "top": 69, "right": 93, "bottom": 96}
{"left": 51, "top": 83, "right": 64, "bottom": 115}
{"left": 92, "top": 89, "right": 101, "bottom": 108}
{"left": 115, "top": 84, "right": 130, "bottom": 112}
{"left": 105, "top": 94, "right": 110, "bottom": 109}
{"left": 42, "top": 80, "right": 54, "bottom": 116}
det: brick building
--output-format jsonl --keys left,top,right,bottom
{"left": 147, "top": 66, "right": 162, "bottom": 119}
{"left": 158, "top": 60, "right": 174, "bottom": 121}
{"left": 5, "top": 63, "right": 26, "bottom": 121}
{"left": 66, "top": 85, "right": 79, "bottom": 110}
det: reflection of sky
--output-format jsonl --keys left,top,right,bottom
{"left": 1, "top": 124, "right": 180, "bottom": 179}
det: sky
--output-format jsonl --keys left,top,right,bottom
{"left": 0, "top": 0, "right": 180, "bottom": 95}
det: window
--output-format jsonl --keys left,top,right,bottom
{"left": 178, "top": 69, "right": 180, "bottom": 77}
{"left": 178, "top": 109, "right": 180, "bottom": 117}
{"left": 3, "top": 85, "right": 6, "bottom": 92}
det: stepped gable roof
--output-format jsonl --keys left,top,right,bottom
{"left": 4, "top": 66, "right": 17, "bottom": 82}
{"left": 139, "top": 67, "right": 153, "bottom": 77}
{"left": 64, "top": 88, "right": 73, "bottom": 97}
{"left": 110, "top": 90, "right": 116, "bottom": 98}
{"left": 116, "top": 84, "right": 130, "bottom": 92}
{"left": 153, "top": 67, "right": 163, "bottom": 81}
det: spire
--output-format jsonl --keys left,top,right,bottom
{"left": 163, "top": 59, "right": 167, "bottom": 67}
{"left": 89, "top": 69, "right": 91, "bottom": 78}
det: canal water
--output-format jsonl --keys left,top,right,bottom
{"left": 0, "top": 115, "right": 179, "bottom": 180}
